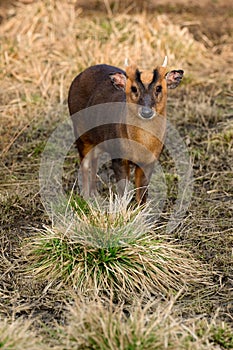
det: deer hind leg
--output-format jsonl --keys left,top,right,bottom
{"left": 89, "top": 148, "right": 99, "bottom": 196}
{"left": 135, "top": 163, "right": 154, "bottom": 204}
{"left": 80, "top": 155, "right": 90, "bottom": 198}
{"left": 80, "top": 147, "right": 99, "bottom": 198}
{"left": 112, "top": 159, "right": 130, "bottom": 196}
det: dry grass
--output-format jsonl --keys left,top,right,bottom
{"left": 0, "top": 0, "right": 232, "bottom": 348}
{"left": 24, "top": 194, "right": 209, "bottom": 298}
{"left": 0, "top": 0, "right": 225, "bottom": 139}
{"left": 60, "top": 295, "right": 233, "bottom": 350}
{"left": 0, "top": 318, "right": 44, "bottom": 350}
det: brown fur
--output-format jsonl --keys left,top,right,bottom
{"left": 68, "top": 63, "right": 183, "bottom": 203}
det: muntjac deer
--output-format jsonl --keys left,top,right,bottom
{"left": 68, "top": 57, "right": 184, "bottom": 203}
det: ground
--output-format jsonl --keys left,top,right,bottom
{"left": 0, "top": 0, "right": 232, "bottom": 349}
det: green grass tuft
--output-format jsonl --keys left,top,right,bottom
{"left": 25, "top": 194, "right": 209, "bottom": 297}
{"left": 59, "top": 296, "right": 233, "bottom": 350}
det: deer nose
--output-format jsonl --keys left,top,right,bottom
{"left": 139, "top": 107, "right": 155, "bottom": 119}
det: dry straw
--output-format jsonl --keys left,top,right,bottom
{"left": 0, "top": 318, "right": 44, "bottom": 350}
{"left": 1, "top": 1, "right": 209, "bottom": 123}
{"left": 1, "top": 0, "right": 230, "bottom": 155}
{"left": 0, "top": 1, "right": 232, "bottom": 349}
{"left": 25, "top": 193, "right": 211, "bottom": 298}
{"left": 60, "top": 294, "right": 233, "bottom": 350}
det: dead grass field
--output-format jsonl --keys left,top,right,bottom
{"left": 0, "top": 0, "right": 233, "bottom": 348}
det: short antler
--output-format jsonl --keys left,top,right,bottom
{"left": 124, "top": 58, "right": 129, "bottom": 67}
{"left": 162, "top": 56, "right": 168, "bottom": 67}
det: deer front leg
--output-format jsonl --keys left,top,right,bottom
{"left": 112, "top": 159, "right": 130, "bottom": 196}
{"left": 135, "top": 163, "right": 154, "bottom": 204}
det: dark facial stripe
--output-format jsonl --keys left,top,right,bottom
{"left": 135, "top": 69, "right": 145, "bottom": 89}
{"left": 149, "top": 69, "right": 159, "bottom": 88}
{"left": 135, "top": 68, "right": 160, "bottom": 90}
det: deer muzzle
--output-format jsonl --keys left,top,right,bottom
{"left": 138, "top": 106, "right": 155, "bottom": 119}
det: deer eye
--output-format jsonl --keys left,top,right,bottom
{"left": 156, "top": 85, "right": 162, "bottom": 93}
{"left": 131, "top": 86, "right": 138, "bottom": 94}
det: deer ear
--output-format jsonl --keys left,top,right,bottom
{"left": 166, "top": 70, "right": 184, "bottom": 89}
{"left": 109, "top": 72, "right": 126, "bottom": 91}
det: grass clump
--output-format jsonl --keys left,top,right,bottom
{"left": 0, "top": 319, "right": 44, "bottom": 350}
{"left": 25, "top": 193, "right": 208, "bottom": 297}
{"left": 59, "top": 296, "right": 233, "bottom": 350}
{"left": 210, "top": 325, "right": 233, "bottom": 349}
